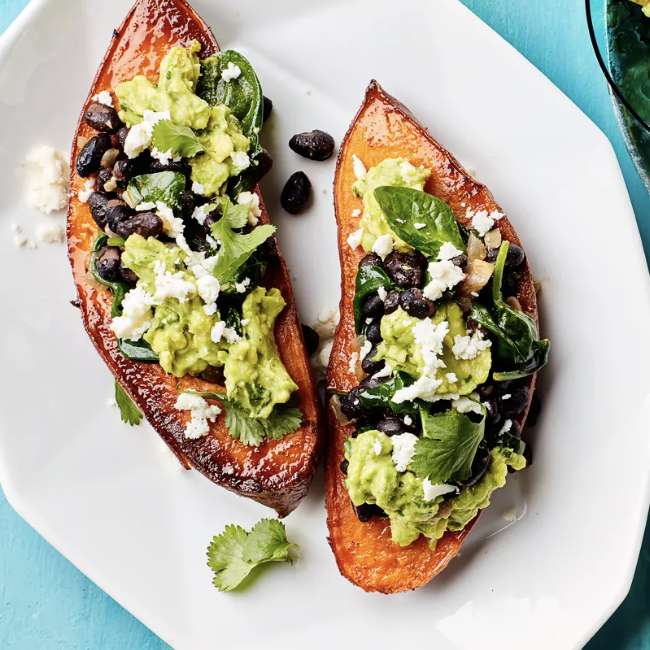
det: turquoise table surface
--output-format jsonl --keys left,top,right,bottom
{"left": 1, "top": 0, "right": 649, "bottom": 648}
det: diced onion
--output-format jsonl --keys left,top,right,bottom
{"left": 467, "top": 233, "right": 487, "bottom": 261}
{"left": 484, "top": 228, "right": 502, "bottom": 250}
{"left": 505, "top": 296, "right": 523, "bottom": 311}
{"left": 458, "top": 259, "right": 494, "bottom": 299}
{"left": 330, "top": 394, "right": 350, "bottom": 426}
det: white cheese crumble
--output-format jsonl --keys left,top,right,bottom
{"left": 241, "top": 319, "right": 250, "bottom": 326}
{"left": 352, "top": 154, "right": 367, "bottom": 180}
{"left": 413, "top": 317, "right": 449, "bottom": 376}
{"left": 175, "top": 393, "right": 221, "bottom": 440}
{"left": 373, "top": 363, "right": 393, "bottom": 379}
{"left": 78, "top": 176, "right": 96, "bottom": 203}
{"left": 135, "top": 201, "right": 157, "bottom": 212}
{"left": 24, "top": 145, "right": 70, "bottom": 213}
{"left": 197, "top": 275, "right": 220, "bottom": 315}
{"left": 191, "top": 204, "right": 213, "bottom": 226}
{"left": 437, "top": 242, "right": 463, "bottom": 261}
{"left": 352, "top": 209, "right": 361, "bottom": 218}
{"left": 452, "top": 331, "right": 491, "bottom": 360}
{"left": 92, "top": 90, "right": 113, "bottom": 107}
{"left": 124, "top": 110, "right": 171, "bottom": 159}
{"left": 192, "top": 181, "right": 205, "bottom": 196}
{"left": 230, "top": 151, "right": 250, "bottom": 171}
{"left": 371, "top": 233, "right": 394, "bottom": 259}
{"left": 210, "top": 321, "right": 241, "bottom": 344}
{"left": 414, "top": 223, "right": 426, "bottom": 230}
{"left": 502, "top": 393, "right": 512, "bottom": 400}
{"left": 392, "top": 375, "right": 443, "bottom": 404}
{"left": 347, "top": 228, "right": 363, "bottom": 250}
{"left": 313, "top": 307, "right": 340, "bottom": 338}
{"left": 453, "top": 396, "right": 483, "bottom": 415}
{"left": 446, "top": 372, "right": 458, "bottom": 384}
{"left": 359, "top": 339, "right": 372, "bottom": 361}
{"left": 403, "top": 415, "right": 413, "bottom": 426}
{"left": 153, "top": 260, "right": 196, "bottom": 303}
{"left": 348, "top": 352, "right": 359, "bottom": 375}
{"left": 422, "top": 479, "right": 458, "bottom": 502}
{"left": 222, "top": 62, "right": 242, "bottom": 81}
{"left": 150, "top": 148, "right": 178, "bottom": 165}
{"left": 36, "top": 221, "right": 65, "bottom": 244}
{"left": 500, "top": 419, "right": 513, "bottom": 434}
{"left": 156, "top": 201, "right": 185, "bottom": 241}
{"left": 373, "top": 438, "right": 383, "bottom": 456}
{"left": 377, "top": 286, "right": 388, "bottom": 302}
{"left": 235, "top": 277, "right": 251, "bottom": 293}
{"left": 110, "top": 286, "right": 155, "bottom": 341}
{"left": 391, "top": 433, "right": 419, "bottom": 472}
{"left": 423, "top": 260, "right": 465, "bottom": 301}
{"left": 13, "top": 232, "right": 27, "bottom": 248}
{"left": 237, "top": 191, "right": 262, "bottom": 226}
{"left": 468, "top": 208, "right": 504, "bottom": 238}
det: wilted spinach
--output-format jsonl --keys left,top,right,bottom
{"left": 127, "top": 171, "right": 186, "bottom": 210}
{"left": 353, "top": 265, "right": 394, "bottom": 334}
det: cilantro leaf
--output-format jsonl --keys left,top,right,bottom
{"left": 211, "top": 198, "right": 275, "bottom": 283}
{"left": 411, "top": 408, "right": 485, "bottom": 484}
{"left": 151, "top": 120, "right": 205, "bottom": 158}
{"left": 207, "top": 519, "right": 299, "bottom": 592}
{"left": 114, "top": 380, "right": 142, "bottom": 426}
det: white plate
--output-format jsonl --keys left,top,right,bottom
{"left": 1, "top": 0, "right": 649, "bottom": 648}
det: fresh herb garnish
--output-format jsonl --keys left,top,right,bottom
{"left": 151, "top": 120, "right": 205, "bottom": 158}
{"left": 211, "top": 197, "right": 275, "bottom": 283}
{"left": 114, "top": 380, "right": 143, "bottom": 426}
{"left": 353, "top": 265, "right": 394, "bottom": 334}
{"left": 357, "top": 371, "right": 425, "bottom": 416}
{"left": 470, "top": 242, "right": 550, "bottom": 381}
{"left": 207, "top": 518, "right": 299, "bottom": 592}
{"left": 373, "top": 186, "right": 466, "bottom": 257}
{"left": 127, "top": 171, "right": 186, "bottom": 210}
{"left": 411, "top": 407, "right": 485, "bottom": 484}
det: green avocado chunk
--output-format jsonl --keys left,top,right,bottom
{"left": 375, "top": 302, "right": 492, "bottom": 395}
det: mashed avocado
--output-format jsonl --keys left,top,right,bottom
{"left": 345, "top": 430, "right": 525, "bottom": 547}
{"left": 225, "top": 287, "right": 298, "bottom": 419}
{"left": 376, "top": 303, "right": 491, "bottom": 395}
{"left": 352, "top": 158, "right": 430, "bottom": 252}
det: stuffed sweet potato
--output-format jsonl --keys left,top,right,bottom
{"left": 67, "top": 0, "right": 323, "bottom": 517}
{"left": 325, "top": 81, "right": 548, "bottom": 592}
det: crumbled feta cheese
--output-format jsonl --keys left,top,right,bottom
{"left": 175, "top": 393, "right": 221, "bottom": 440}
{"left": 360, "top": 339, "right": 372, "bottom": 360}
{"left": 78, "top": 176, "right": 96, "bottom": 203}
{"left": 452, "top": 331, "right": 491, "bottom": 360}
{"left": 150, "top": 148, "right": 176, "bottom": 165}
{"left": 377, "top": 286, "right": 388, "bottom": 302}
{"left": 36, "top": 221, "right": 65, "bottom": 243}
{"left": 437, "top": 242, "right": 463, "bottom": 261}
{"left": 500, "top": 419, "right": 513, "bottom": 434}
{"left": 153, "top": 260, "right": 196, "bottom": 303}
{"left": 392, "top": 375, "right": 443, "bottom": 404}
{"left": 347, "top": 228, "right": 363, "bottom": 250}
{"left": 313, "top": 307, "right": 340, "bottom": 338}
{"left": 446, "top": 372, "right": 458, "bottom": 384}
{"left": 223, "top": 327, "right": 241, "bottom": 344}
{"left": 110, "top": 286, "right": 155, "bottom": 340}
{"left": 241, "top": 319, "right": 250, "bottom": 326}
{"left": 365, "top": 318, "right": 373, "bottom": 325}
{"left": 502, "top": 393, "right": 512, "bottom": 400}
{"left": 348, "top": 352, "right": 359, "bottom": 375}
{"left": 373, "top": 438, "right": 383, "bottom": 456}
{"left": 373, "top": 363, "right": 393, "bottom": 379}
{"left": 192, "top": 181, "right": 205, "bottom": 196}
{"left": 156, "top": 201, "right": 184, "bottom": 239}
{"left": 468, "top": 208, "right": 504, "bottom": 238}
{"left": 24, "top": 145, "right": 70, "bottom": 213}
{"left": 414, "top": 223, "right": 426, "bottom": 230}
{"left": 135, "top": 201, "right": 157, "bottom": 212}
{"left": 403, "top": 415, "right": 413, "bottom": 426}
{"left": 211, "top": 321, "right": 226, "bottom": 343}
{"left": 453, "top": 396, "right": 483, "bottom": 415}
{"left": 237, "top": 191, "right": 262, "bottom": 226}
{"left": 391, "top": 433, "right": 419, "bottom": 471}
{"left": 230, "top": 151, "right": 250, "bottom": 171}
{"left": 235, "top": 277, "right": 251, "bottom": 293}
{"left": 422, "top": 479, "right": 457, "bottom": 502}
{"left": 93, "top": 90, "right": 113, "bottom": 107}
{"left": 124, "top": 110, "right": 170, "bottom": 158}
{"left": 352, "top": 209, "right": 361, "bottom": 218}
{"left": 316, "top": 338, "right": 334, "bottom": 371}
{"left": 197, "top": 275, "right": 220, "bottom": 315}
{"left": 423, "top": 260, "right": 465, "bottom": 301}
{"left": 372, "top": 233, "right": 394, "bottom": 259}
{"left": 191, "top": 204, "right": 213, "bottom": 226}
{"left": 352, "top": 154, "right": 367, "bottom": 180}
{"left": 13, "top": 233, "right": 27, "bottom": 247}
{"left": 222, "top": 62, "right": 242, "bottom": 81}
{"left": 413, "top": 318, "right": 449, "bottom": 376}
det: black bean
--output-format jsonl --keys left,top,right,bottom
{"left": 76, "top": 134, "right": 111, "bottom": 177}
{"left": 96, "top": 246, "right": 121, "bottom": 282}
{"left": 351, "top": 502, "right": 386, "bottom": 522}
{"left": 399, "top": 288, "right": 436, "bottom": 319}
{"left": 113, "top": 159, "right": 139, "bottom": 187}
{"left": 384, "top": 251, "right": 426, "bottom": 288}
{"left": 147, "top": 157, "right": 192, "bottom": 177}
{"left": 263, "top": 96, "right": 273, "bottom": 123}
{"left": 248, "top": 149, "right": 274, "bottom": 184}
{"left": 485, "top": 247, "right": 499, "bottom": 264}
{"left": 365, "top": 320, "right": 382, "bottom": 344}
{"left": 502, "top": 272, "right": 518, "bottom": 297}
{"left": 83, "top": 102, "right": 122, "bottom": 134}
{"left": 377, "top": 417, "right": 407, "bottom": 437}
{"left": 361, "top": 345, "right": 385, "bottom": 375}
{"left": 88, "top": 192, "right": 109, "bottom": 229}
{"left": 362, "top": 294, "right": 384, "bottom": 319}
{"left": 384, "top": 290, "right": 400, "bottom": 314}
{"left": 116, "top": 212, "right": 163, "bottom": 239}
{"left": 181, "top": 190, "right": 195, "bottom": 220}
{"left": 120, "top": 262, "right": 138, "bottom": 284}
{"left": 97, "top": 167, "right": 114, "bottom": 193}
{"left": 199, "top": 365, "right": 225, "bottom": 384}
{"left": 506, "top": 243, "right": 525, "bottom": 268}
{"left": 301, "top": 324, "right": 320, "bottom": 356}
{"left": 340, "top": 459, "right": 349, "bottom": 476}
{"left": 483, "top": 395, "right": 501, "bottom": 427}
{"left": 359, "top": 252, "right": 383, "bottom": 268}
{"left": 280, "top": 171, "right": 311, "bottom": 214}
{"left": 498, "top": 386, "right": 529, "bottom": 419}
{"left": 117, "top": 126, "right": 129, "bottom": 149}
{"left": 451, "top": 255, "right": 468, "bottom": 269}
{"left": 289, "top": 129, "right": 335, "bottom": 161}
{"left": 456, "top": 441, "right": 491, "bottom": 488}
{"left": 105, "top": 199, "right": 132, "bottom": 233}
{"left": 340, "top": 387, "right": 368, "bottom": 420}
{"left": 358, "top": 375, "right": 389, "bottom": 391}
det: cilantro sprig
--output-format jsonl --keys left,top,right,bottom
{"left": 151, "top": 120, "right": 205, "bottom": 158}
{"left": 114, "top": 380, "right": 143, "bottom": 426}
{"left": 207, "top": 518, "right": 299, "bottom": 592}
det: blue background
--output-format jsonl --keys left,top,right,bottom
{"left": 1, "top": 0, "right": 649, "bottom": 647}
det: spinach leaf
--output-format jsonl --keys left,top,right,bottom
{"left": 411, "top": 407, "right": 485, "bottom": 484}
{"left": 197, "top": 51, "right": 264, "bottom": 197}
{"left": 353, "top": 265, "right": 394, "bottom": 334}
{"left": 470, "top": 242, "right": 549, "bottom": 380}
{"left": 127, "top": 171, "right": 186, "bottom": 210}
{"left": 357, "top": 372, "right": 425, "bottom": 416}
{"left": 91, "top": 234, "right": 159, "bottom": 363}
{"left": 373, "top": 186, "right": 465, "bottom": 257}
{"left": 484, "top": 426, "right": 526, "bottom": 456}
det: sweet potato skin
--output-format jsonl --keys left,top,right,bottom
{"left": 67, "top": 0, "right": 324, "bottom": 517}
{"left": 326, "top": 81, "right": 537, "bottom": 592}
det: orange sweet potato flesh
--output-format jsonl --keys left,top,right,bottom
{"left": 67, "top": 0, "right": 324, "bottom": 517}
{"left": 326, "top": 81, "right": 537, "bottom": 592}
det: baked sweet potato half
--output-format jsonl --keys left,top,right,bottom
{"left": 325, "top": 81, "right": 545, "bottom": 592}
{"left": 67, "top": 0, "right": 323, "bottom": 517}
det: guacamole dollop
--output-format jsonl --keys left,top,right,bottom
{"left": 352, "top": 158, "right": 430, "bottom": 252}
{"left": 345, "top": 430, "right": 525, "bottom": 547}
{"left": 376, "top": 303, "right": 491, "bottom": 395}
